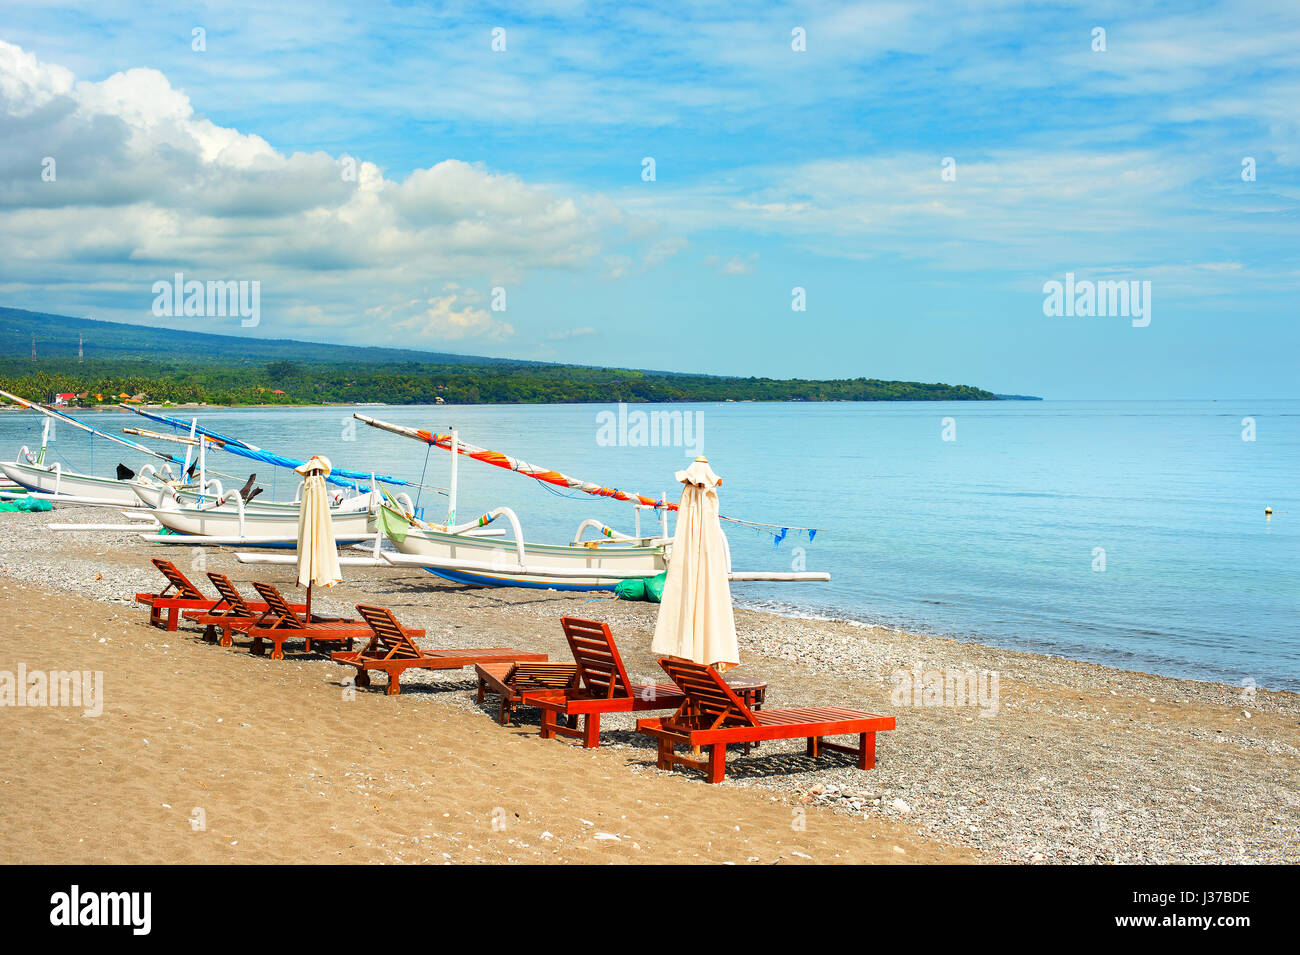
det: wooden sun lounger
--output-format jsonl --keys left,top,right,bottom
{"left": 333, "top": 605, "right": 546, "bottom": 696}
{"left": 183, "top": 573, "right": 305, "bottom": 646}
{"left": 475, "top": 661, "right": 579, "bottom": 724}
{"left": 637, "top": 657, "right": 896, "bottom": 783}
{"left": 521, "top": 617, "right": 685, "bottom": 748}
{"left": 133, "top": 558, "right": 217, "bottom": 631}
{"left": 236, "top": 582, "right": 381, "bottom": 660}
{"left": 135, "top": 559, "right": 287, "bottom": 632}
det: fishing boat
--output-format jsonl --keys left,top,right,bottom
{"left": 1, "top": 457, "right": 161, "bottom": 506}
{"left": 375, "top": 501, "right": 669, "bottom": 589}
{"left": 0, "top": 389, "right": 187, "bottom": 507}
{"left": 130, "top": 473, "right": 372, "bottom": 513}
{"left": 141, "top": 489, "right": 382, "bottom": 546}
{"left": 348, "top": 414, "right": 828, "bottom": 590}
{"left": 111, "top": 406, "right": 429, "bottom": 546}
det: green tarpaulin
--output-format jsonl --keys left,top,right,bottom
{"left": 0, "top": 497, "right": 53, "bottom": 512}
{"left": 614, "top": 572, "right": 667, "bottom": 603}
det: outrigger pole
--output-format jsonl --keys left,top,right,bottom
{"left": 354, "top": 413, "right": 679, "bottom": 512}
{"left": 0, "top": 389, "right": 182, "bottom": 465}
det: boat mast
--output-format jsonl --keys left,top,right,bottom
{"left": 0, "top": 388, "right": 180, "bottom": 465}
{"left": 38, "top": 417, "right": 51, "bottom": 464}
{"left": 182, "top": 418, "right": 198, "bottom": 478}
{"left": 447, "top": 429, "right": 458, "bottom": 528}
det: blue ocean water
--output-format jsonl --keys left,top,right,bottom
{"left": 3, "top": 400, "right": 1296, "bottom": 690}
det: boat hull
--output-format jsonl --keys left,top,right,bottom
{"left": 392, "top": 525, "right": 666, "bottom": 590}
{"left": 0, "top": 460, "right": 145, "bottom": 506}
{"left": 151, "top": 503, "right": 376, "bottom": 543}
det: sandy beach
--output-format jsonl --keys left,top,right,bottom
{"left": 0, "top": 506, "right": 1296, "bottom": 865}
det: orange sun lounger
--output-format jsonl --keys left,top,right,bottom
{"left": 233, "top": 582, "right": 383, "bottom": 660}
{"left": 134, "top": 558, "right": 282, "bottom": 631}
{"left": 332, "top": 604, "right": 547, "bottom": 696}
{"left": 521, "top": 617, "right": 685, "bottom": 748}
{"left": 183, "top": 573, "right": 305, "bottom": 646}
{"left": 637, "top": 657, "right": 896, "bottom": 783}
{"left": 475, "top": 661, "right": 579, "bottom": 724}
{"left": 133, "top": 558, "right": 212, "bottom": 630}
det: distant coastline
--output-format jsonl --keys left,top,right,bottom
{"left": 2, "top": 306, "right": 1018, "bottom": 406}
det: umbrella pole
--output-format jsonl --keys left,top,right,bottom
{"left": 305, "top": 581, "right": 312, "bottom": 622}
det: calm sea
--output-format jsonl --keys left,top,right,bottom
{"left": 3, "top": 400, "right": 1296, "bottom": 691}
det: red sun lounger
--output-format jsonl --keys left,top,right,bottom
{"left": 332, "top": 604, "right": 546, "bottom": 696}
{"left": 134, "top": 558, "right": 208, "bottom": 630}
{"left": 637, "top": 657, "right": 896, "bottom": 784}
{"left": 521, "top": 617, "right": 685, "bottom": 748}
{"left": 131, "top": 558, "right": 221, "bottom": 631}
{"left": 183, "top": 573, "right": 305, "bottom": 646}
{"left": 135, "top": 559, "right": 285, "bottom": 631}
{"left": 234, "top": 582, "right": 382, "bottom": 660}
{"left": 475, "top": 661, "right": 580, "bottom": 724}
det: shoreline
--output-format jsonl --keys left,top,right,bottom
{"left": 1, "top": 395, "right": 1021, "bottom": 413}
{"left": 0, "top": 506, "right": 1296, "bottom": 864}
{"left": 731, "top": 597, "right": 1297, "bottom": 696}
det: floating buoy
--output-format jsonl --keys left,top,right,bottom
{"left": 1265, "top": 507, "right": 1273, "bottom": 516}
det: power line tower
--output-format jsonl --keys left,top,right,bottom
{"left": 31, "top": 333, "right": 36, "bottom": 362}
{"left": 78, "top": 334, "right": 84, "bottom": 363}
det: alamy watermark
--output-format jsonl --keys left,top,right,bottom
{"left": 596, "top": 402, "right": 703, "bottom": 458}
{"left": 152, "top": 272, "right": 260, "bottom": 327}
{"left": 890, "top": 664, "right": 1000, "bottom": 717}
{"left": 50, "top": 885, "right": 150, "bottom": 935}
{"left": 0, "top": 664, "right": 103, "bottom": 716}
{"left": 1042, "top": 272, "right": 1150, "bottom": 327}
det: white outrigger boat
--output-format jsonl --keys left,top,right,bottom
{"left": 0, "top": 389, "right": 189, "bottom": 507}
{"left": 374, "top": 499, "right": 670, "bottom": 590}
{"left": 140, "top": 489, "right": 384, "bottom": 546}
{"left": 266, "top": 413, "right": 829, "bottom": 591}
{"left": 0, "top": 393, "right": 433, "bottom": 546}
{"left": 109, "top": 404, "right": 427, "bottom": 547}
{"left": 1, "top": 456, "right": 158, "bottom": 507}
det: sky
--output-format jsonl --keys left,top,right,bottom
{"left": 1, "top": 1, "right": 1298, "bottom": 398}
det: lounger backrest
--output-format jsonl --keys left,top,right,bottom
{"left": 251, "top": 582, "right": 305, "bottom": 629}
{"left": 152, "top": 558, "right": 204, "bottom": 600}
{"left": 511, "top": 662, "right": 579, "bottom": 692}
{"left": 561, "top": 617, "right": 632, "bottom": 699}
{"left": 657, "top": 657, "right": 760, "bottom": 729}
{"left": 355, "top": 605, "right": 424, "bottom": 660}
{"left": 206, "top": 573, "right": 253, "bottom": 616}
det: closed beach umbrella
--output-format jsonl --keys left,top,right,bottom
{"left": 651, "top": 456, "right": 739, "bottom": 668}
{"left": 295, "top": 455, "right": 341, "bottom": 618}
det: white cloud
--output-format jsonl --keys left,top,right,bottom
{"left": 644, "top": 236, "right": 687, "bottom": 267}
{"left": 703, "top": 252, "right": 758, "bottom": 275}
{"left": 0, "top": 40, "right": 651, "bottom": 346}
{"left": 382, "top": 295, "right": 514, "bottom": 342}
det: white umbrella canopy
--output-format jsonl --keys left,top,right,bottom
{"left": 295, "top": 455, "right": 341, "bottom": 618}
{"left": 651, "top": 457, "right": 739, "bottom": 669}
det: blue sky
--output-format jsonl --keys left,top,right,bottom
{"left": 1, "top": 1, "right": 1297, "bottom": 398}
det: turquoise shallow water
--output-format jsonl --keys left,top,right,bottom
{"left": 3, "top": 399, "right": 1296, "bottom": 691}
